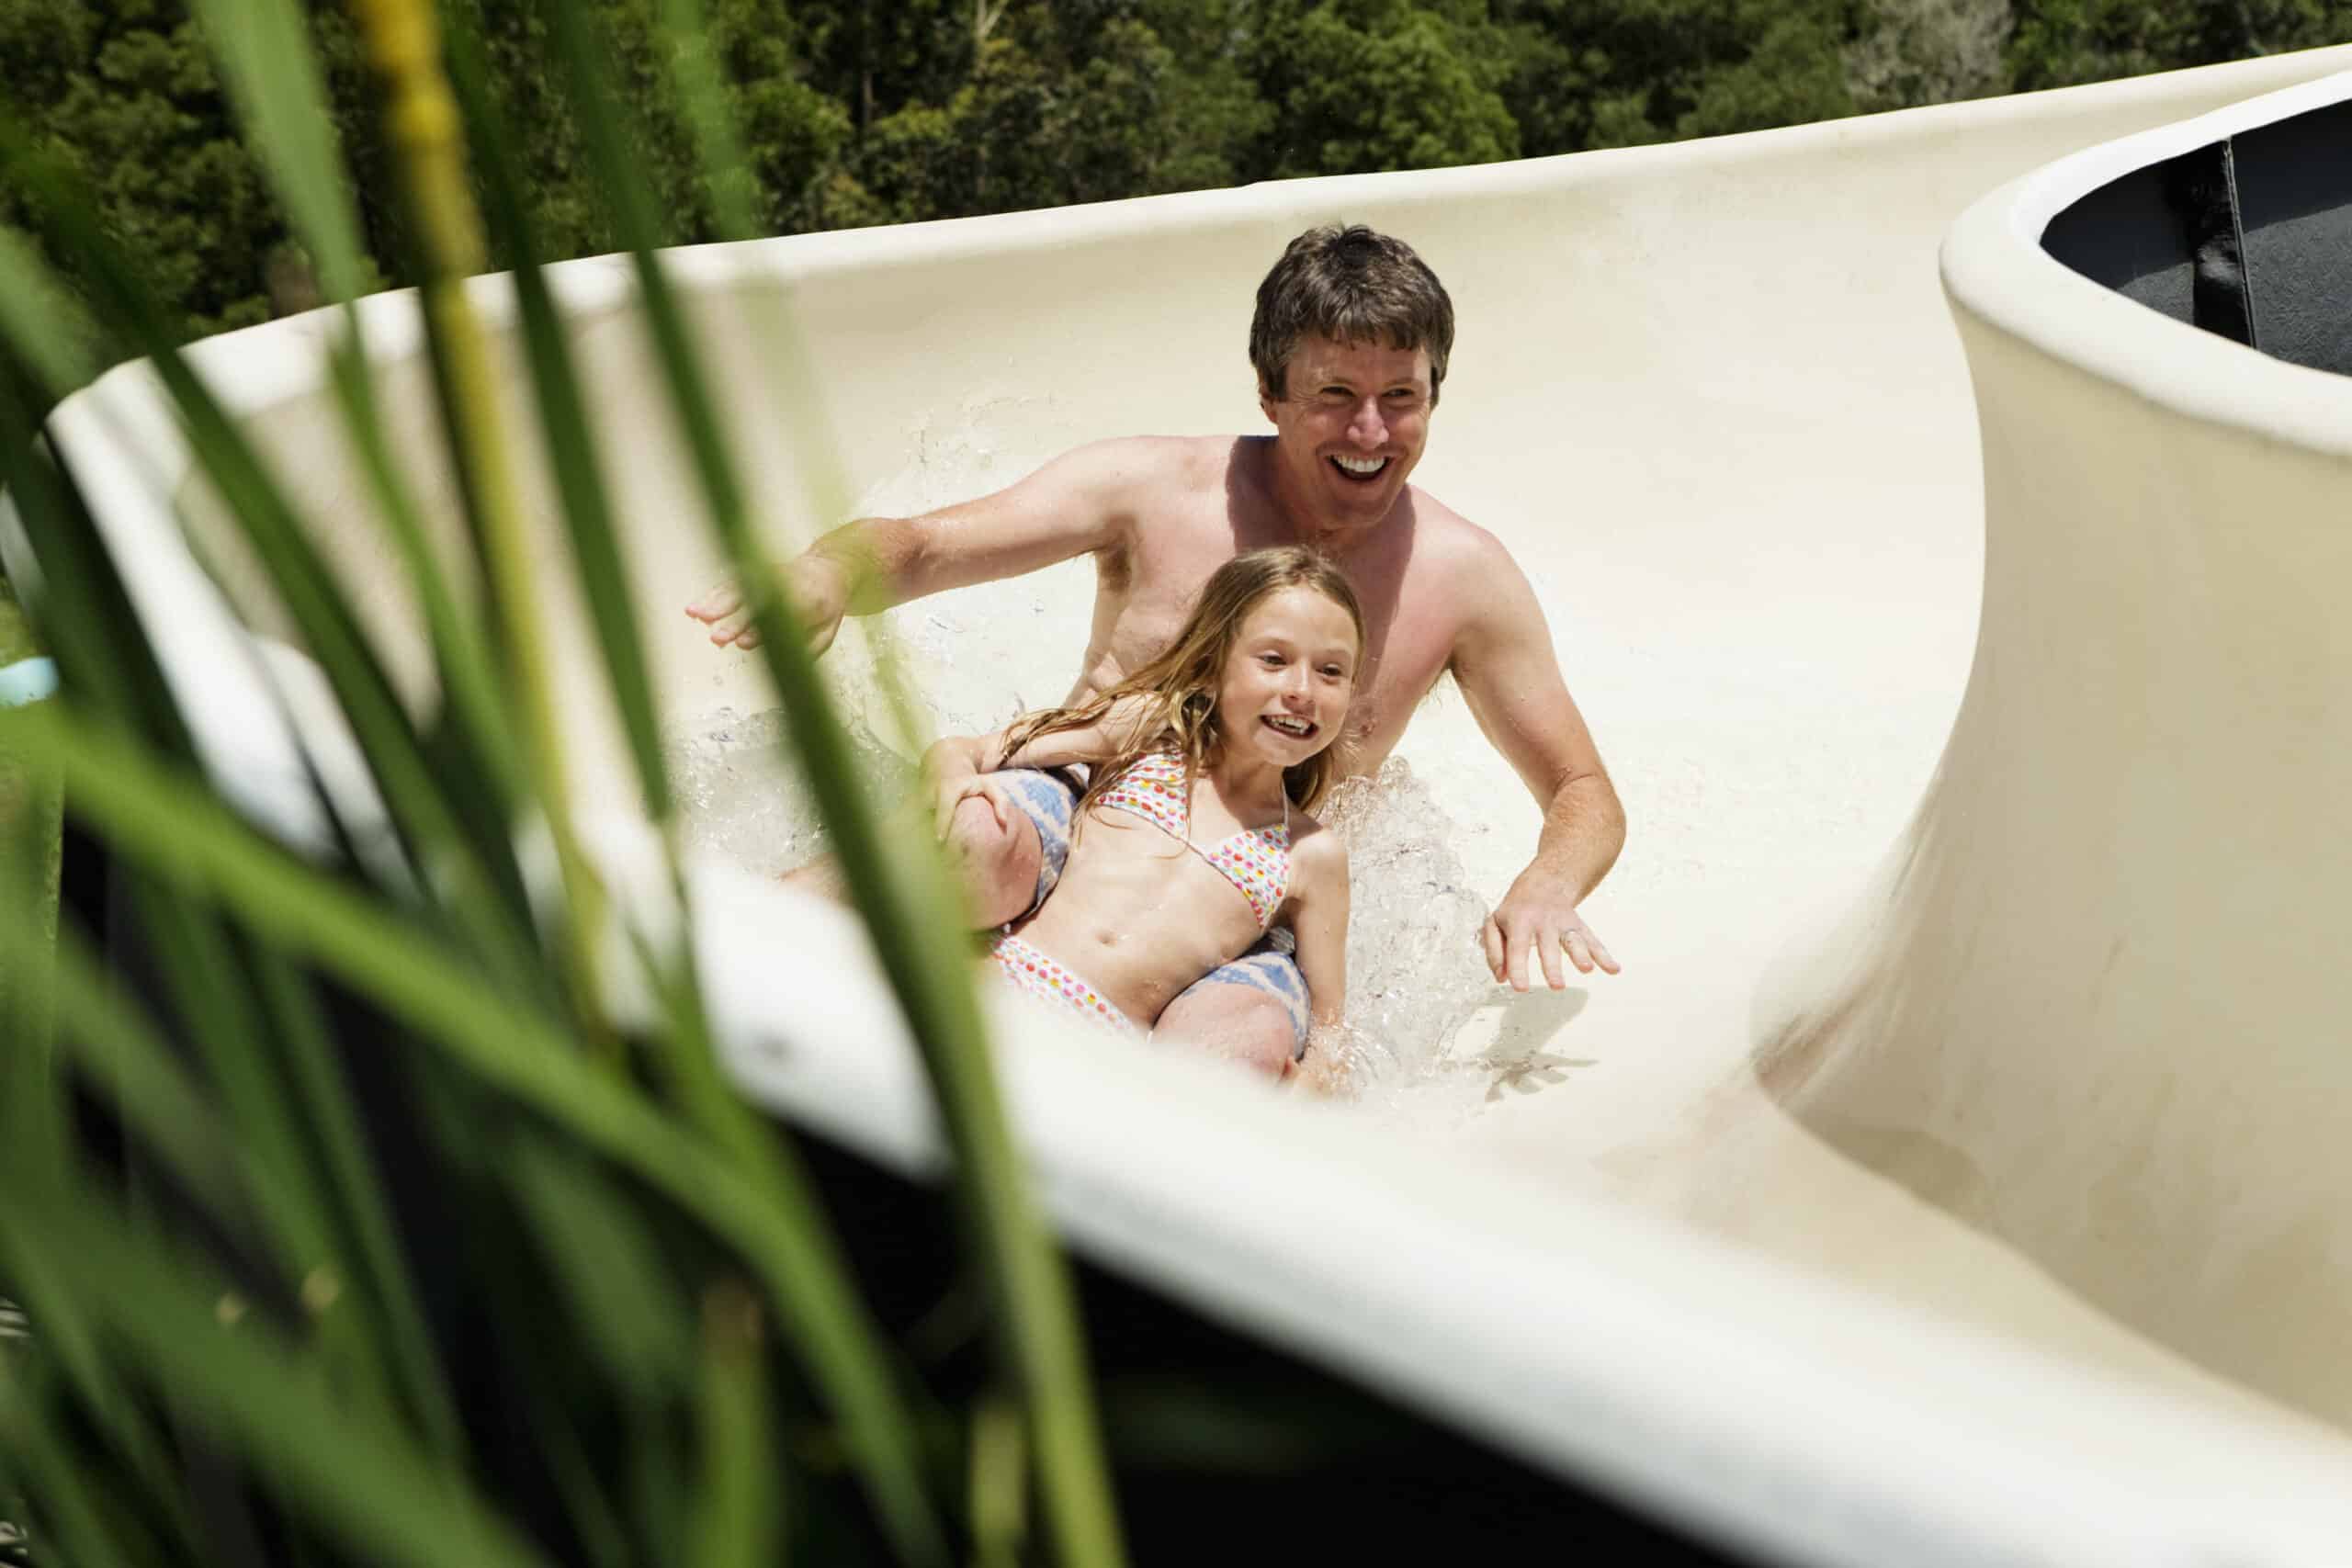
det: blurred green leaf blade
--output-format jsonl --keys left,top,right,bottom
{"left": 686, "top": 1281, "right": 780, "bottom": 1568}
{"left": 525, "top": 4, "right": 1125, "bottom": 1562}
{"left": 0, "top": 1165, "right": 548, "bottom": 1568}
{"left": 19, "top": 696, "right": 943, "bottom": 1563}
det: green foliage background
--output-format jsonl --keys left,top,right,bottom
{"left": 6, "top": 0, "right": 2351, "bottom": 344}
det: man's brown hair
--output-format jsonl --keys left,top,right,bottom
{"left": 1250, "top": 224, "right": 1455, "bottom": 405}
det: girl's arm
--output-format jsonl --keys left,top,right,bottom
{"left": 921, "top": 694, "right": 1159, "bottom": 837}
{"left": 921, "top": 730, "right": 995, "bottom": 785}
{"left": 1284, "top": 828, "right": 1351, "bottom": 1085}
{"left": 993, "top": 694, "right": 1160, "bottom": 771}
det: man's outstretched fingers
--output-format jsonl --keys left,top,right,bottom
{"left": 1536, "top": 920, "right": 1566, "bottom": 989}
{"left": 1481, "top": 915, "right": 1506, "bottom": 983}
{"left": 685, "top": 579, "right": 773, "bottom": 649}
{"left": 1501, "top": 916, "right": 1532, "bottom": 992}
{"left": 1559, "top": 919, "right": 1621, "bottom": 976}
{"left": 686, "top": 580, "right": 741, "bottom": 622}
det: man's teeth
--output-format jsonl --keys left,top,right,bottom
{"left": 1331, "top": 455, "right": 1387, "bottom": 475}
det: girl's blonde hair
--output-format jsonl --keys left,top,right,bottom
{"left": 1002, "top": 545, "right": 1365, "bottom": 816}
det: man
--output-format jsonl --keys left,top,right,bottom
{"left": 688, "top": 224, "right": 1623, "bottom": 1072}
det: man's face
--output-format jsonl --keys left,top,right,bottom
{"left": 1259, "top": 333, "right": 1434, "bottom": 531}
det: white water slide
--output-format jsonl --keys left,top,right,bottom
{"left": 29, "top": 45, "right": 2352, "bottom": 1565}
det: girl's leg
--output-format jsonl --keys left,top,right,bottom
{"left": 941, "top": 790, "right": 1045, "bottom": 928}
{"left": 780, "top": 791, "right": 1040, "bottom": 924}
{"left": 786, "top": 767, "right": 1064, "bottom": 931}
{"left": 1155, "top": 947, "right": 1308, "bottom": 1079}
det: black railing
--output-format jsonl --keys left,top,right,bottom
{"left": 2041, "top": 98, "right": 2352, "bottom": 375}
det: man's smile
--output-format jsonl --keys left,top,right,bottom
{"left": 1329, "top": 454, "right": 1390, "bottom": 482}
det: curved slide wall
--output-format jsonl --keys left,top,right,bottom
{"left": 1773, "top": 64, "right": 2352, "bottom": 1440}
{"left": 25, "top": 47, "right": 2352, "bottom": 1567}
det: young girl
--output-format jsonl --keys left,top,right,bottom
{"left": 925, "top": 547, "right": 1358, "bottom": 1078}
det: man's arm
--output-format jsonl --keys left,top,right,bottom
{"left": 1449, "top": 537, "right": 1626, "bottom": 991}
{"left": 685, "top": 438, "right": 1152, "bottom": 649}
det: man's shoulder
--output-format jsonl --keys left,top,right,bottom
{"left": 1035, "top": 435, "right": 1236, "bottom": 518}
{"left": 1396, "top": 491, "right": 1541, "bottom": 666}
{"left": 1403, "top": 486, "right": 1521, "bottom": 581}
{"left": 982, "top": 437, "right": 1238, "bottom": 568}
{"left": 1065, "top": 434, "right": 1236, "bottom": 480}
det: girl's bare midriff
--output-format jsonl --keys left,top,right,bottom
{"left": 1010, "top": 798, "right": 1282, "bottom": 1025}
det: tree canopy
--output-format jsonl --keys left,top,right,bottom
{"left": 3, "top": 0, "right": 2346, "bottom": 344}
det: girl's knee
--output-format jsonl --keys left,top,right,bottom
{"left": 945, "top": 794, "right": 1043, "bottom": 925}
{"left": 945, "top": 791, "right": 1019, "bottom": 857}
{"left": 1159, "top": 988, "right": 1298, "bottom": 1078}
{"left": 1227, "top": 1023, "right": 1297, "bottom": 1079}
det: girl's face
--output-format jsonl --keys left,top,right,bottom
{"left": 1215, "top": 585, "right": 1360, "bottom": 769}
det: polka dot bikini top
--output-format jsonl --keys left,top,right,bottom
{"left": 1092, "top": 749, "right": 1292, "bottom": 929}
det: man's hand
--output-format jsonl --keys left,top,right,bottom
{"left": 1481, "top": 868, "right": 1620, "bottom": 991}
{"left": 684, "top": 553, "right": 851, "bottom": 654}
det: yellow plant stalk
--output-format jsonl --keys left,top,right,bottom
{"left": 347, "top": 0, "right": 607, "bottom": 1016}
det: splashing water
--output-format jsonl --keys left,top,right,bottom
{"left": 1315, "top": 758, "right": 1498, "bottom": 1094}
{"left": 661, "top": 705, "right": 917, "bottom": 881}
{"left": 668, "top": 705, "right": 1502, "bottom": 1097}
